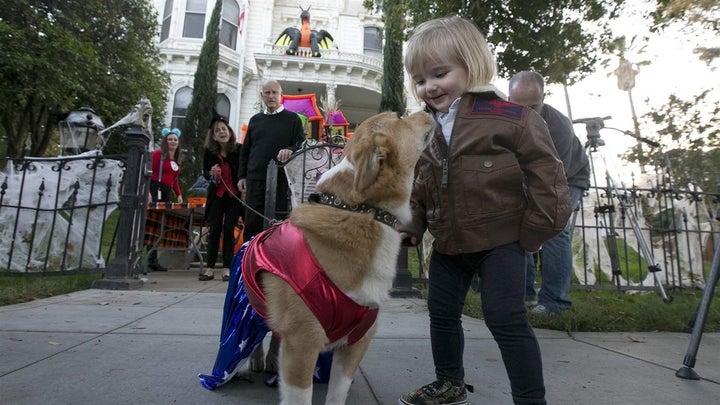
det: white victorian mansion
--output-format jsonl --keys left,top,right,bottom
{"left": 151, "top": 0, "right": 415, "bottom": 135}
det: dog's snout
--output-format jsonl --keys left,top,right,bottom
{"left": 413, "top": 112, "right": 435, "bottom": 147}
{"left": 398, "top": 111, "right": 434, "bottom": 151}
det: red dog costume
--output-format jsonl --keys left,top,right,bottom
{"left": 242, "top": 221, "right": 378, "bottom": 345}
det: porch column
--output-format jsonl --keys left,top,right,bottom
{"left": 326, "top": 83, "right": 337, "bottom": 110}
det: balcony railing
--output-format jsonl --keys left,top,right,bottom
{"left": 259, "top": 44, "right": 383, "bottom": 70}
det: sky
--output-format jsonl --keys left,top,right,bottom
{"left": 494, "top": 2, "right": 718, "bottom": 183}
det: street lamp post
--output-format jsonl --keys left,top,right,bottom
{"left": 91, "top": 124, "right": 149, "bottom": 290}
{"left": 390, "top": 246, "right": 422, "bottom": 298}
{"left": 85, "top": 98, "right": 154, "bottom": 289}
{"left": 58, "top": 107, "right": 105, "bottom": 155}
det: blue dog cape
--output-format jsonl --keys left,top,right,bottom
{"left": 198, "top": 242, "right": 268, "bottom": 390}
{"left": 198, "top": 240, "right": 333, "bottom": 390}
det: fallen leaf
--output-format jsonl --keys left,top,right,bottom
{"left": 627, "top": 335, "right": 646, "bottom": 343}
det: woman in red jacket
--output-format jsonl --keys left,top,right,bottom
{"left": 150, "top": 128, "right": 183, "bottom": 204}
{"left": 147, "top": 128, "right": 183, "bottom": 272}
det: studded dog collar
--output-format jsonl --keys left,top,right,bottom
{"left": 308, "top": 192, "right": 398, "bottom": 229}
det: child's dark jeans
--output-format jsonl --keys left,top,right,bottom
{"left": 427, "top": 242, "right": 546, "bottom": 404}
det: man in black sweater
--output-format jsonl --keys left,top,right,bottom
{"left": 509, "top": 71, "right": 591, "bottom": 315}
{"left": 238, "top": 79, "right": 305, "bottom": 240}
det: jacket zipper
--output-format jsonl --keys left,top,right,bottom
{"left": 441, "top": 158, "right": 448, "bottom": 188}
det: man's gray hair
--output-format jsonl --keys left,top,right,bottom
{"left": 509, "top": 71, "right": 545, "bottom": 93}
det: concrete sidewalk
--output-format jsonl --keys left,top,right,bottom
{"left": 1, "top": 269, "right": 718, "bottom": 404}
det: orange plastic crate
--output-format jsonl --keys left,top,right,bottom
{"left": 187, "top": 197, "right": 207, "bottom": 205}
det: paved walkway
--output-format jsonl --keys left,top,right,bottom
{"left": 1, "top": 270, "right": 718, "bottom": 404}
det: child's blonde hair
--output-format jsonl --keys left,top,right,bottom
{"left": 404, "top": 16, "right": 497, "bottom": 99}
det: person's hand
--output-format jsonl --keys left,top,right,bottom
{"left": 400, "top": 232, "right": 419, "bottom": 246}
{"left": 237, "top": 178, "right": 246, "bottom": 193}
{"left": 277, "top": 148, "right": 292, "bottom": 163}
{"left": 211, "top": 164, "right": 222, "bottom": 178}
{"left": 176, "top": 195, "right": 183, "bottom": 204}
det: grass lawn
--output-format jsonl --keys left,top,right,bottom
{"left": 0, "top": 273, "right": 102, "bottom": 307}
{"left": 404, "top": 247, "right": 720, "bottom": 333}
{"left": 1, "top": 272, "right": 718, "bottom": 332}
{"left": 467, "top": 287, "right": 720, "bottom": 333}
{"left": 3, "top": 243, "right": 719, "bottom": 334}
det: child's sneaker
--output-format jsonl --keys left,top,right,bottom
{"left": 398, "top": 379, "right": 468, "bottom": 405}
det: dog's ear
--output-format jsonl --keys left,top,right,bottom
{"left": 353, "top": 134, "right": 388, "bottom": 193}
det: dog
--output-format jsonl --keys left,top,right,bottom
{"left": 199, "top": 110, "right": 435, "bottom": 404}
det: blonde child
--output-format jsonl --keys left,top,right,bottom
{"left": 398, "top": 16, "right": 571, "bottom": 405}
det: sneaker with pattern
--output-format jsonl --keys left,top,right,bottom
{"left": 531, "top": 304, "right": 564, "bottom": 316}
{"left": 398, "top": 379, "right": 468, "bottom": 405}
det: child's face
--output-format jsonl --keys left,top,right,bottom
{"left": 411, "top": 61, "right": 469, "bottom": 113}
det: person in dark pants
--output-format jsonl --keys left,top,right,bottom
{"left": 201, "top": 114, "right": 242, "bottom": 282}
{"left": 237, "top": 79, "right": 304, "bottom": 241}
{"left": 236, "top": 79, "right": 304, "bottom": 376}
{"left": 398, "top": 16, "right": 571, "bottom": 405}
{"left": 509, "top": 71, "right": 591, "bottom": 315}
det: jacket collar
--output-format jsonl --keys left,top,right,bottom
{"left": 264, "top": 105, "right": 285, "bottom": 115}
{"left": 467, "top": 83, "right": 507, "bottom": 100}
{"left": 423, "top": 84, "right": 508, "bottom": 115}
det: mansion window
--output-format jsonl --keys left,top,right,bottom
{"left": 183, "top": 0, "right": 206, "bottom": 38}
{"left": 220, "top": 0, "right": 240, "bottom": 50}
{"left": 217, "top": 94, "right": 231, "bottom": 120}
{"left": 171, "top": 86, "right": 193, "bottom": 130}
{"left": 171, "top": 87, "right": 231, "bottom": 131}
{"left": 160, "top": 0, "right": 173, "bottom": 41}
{"left": 363, "top": 26, "right": 382, "bottom": 59}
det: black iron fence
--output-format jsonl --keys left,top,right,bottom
{"left": 0, "top": 153, "right": 127, "bottom": 274}
{"left": 0, "top": 125, "right": 151, "bottom": 291}
{"left": 264, "top": 142, "right": 345, "bottom": 223}
{"left": 572, "top": 181, "right": 718, "bottom": 292}
{"left": 2, "top": 140, "right": 719, "bottom": 294}
{"left": 409, "top": 176, "right": 720, "bottom": 293}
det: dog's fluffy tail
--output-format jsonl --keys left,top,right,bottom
{"left": 198, "top": 241, "right": 269, "bottom": 390}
